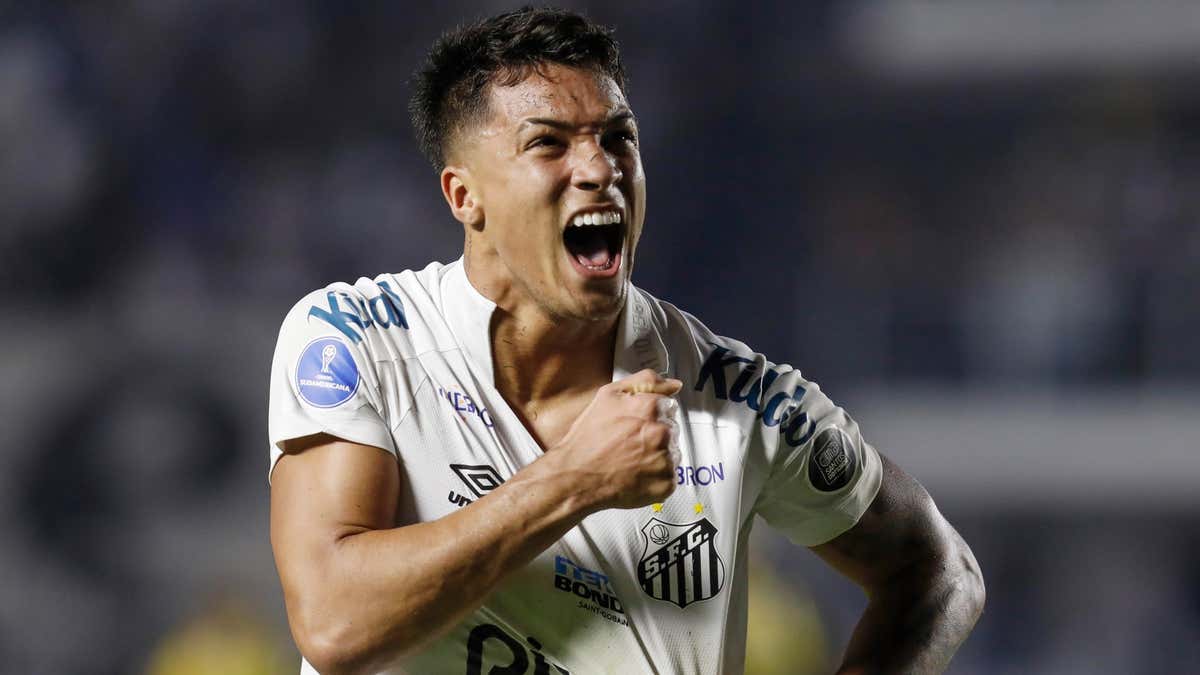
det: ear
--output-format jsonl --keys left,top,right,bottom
{"left": 441, "top": 165, "right": 484, "bottom": 231}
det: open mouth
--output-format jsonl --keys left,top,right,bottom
{"left": 563, "top": 209, "right": 625, "bottom": 278}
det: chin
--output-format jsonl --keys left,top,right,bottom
{"left": 561, "top": 284, "right": 626, "bottom": 323}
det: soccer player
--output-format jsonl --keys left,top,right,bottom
{"left": 268, "top": 8, "right": 984, "bottom": 675}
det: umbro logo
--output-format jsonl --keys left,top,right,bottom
{"left": 448, "top": 463, "right": 504, "bottom": 508}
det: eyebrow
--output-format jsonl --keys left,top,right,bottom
{"left": 519, "top": 110, "right": 635, "bottom": 131}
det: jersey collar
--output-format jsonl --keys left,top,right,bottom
{"left": 612, "top": 284, "right": 671, "bottom": 380}
{"left": 441, "top": 259, "right": 499, "bottom": 382}
{"left": 442, "top": 258, "right": 669, "bottom": 386}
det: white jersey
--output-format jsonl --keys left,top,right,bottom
{"left": 268, "top": 259, "right": 882, "bottom": 675}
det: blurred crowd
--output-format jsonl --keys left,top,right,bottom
{"left": 1, "top": 2, "right": 1197, "bottom": 673}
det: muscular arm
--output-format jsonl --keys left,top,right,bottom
{"left": 811, "top": 454, "right": 985, "bottom": 675}
{"left": 270, "top": 435, "right": 588, "bottom": 674}
{"left": 269, "top": 372, "right": 680, "bottom": 675}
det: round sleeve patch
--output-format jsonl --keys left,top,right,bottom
{"left": 808, "top": 427, "right": 856, "bottom": 492}
{"left": 296, "top": 337, "right": 361, "bottom": 408}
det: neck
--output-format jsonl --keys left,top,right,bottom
{"left": 464, "top": 242, "right": 620, "bottom": 406}
{"left": 490, "top": 306, "right": 617, "bottom": 405}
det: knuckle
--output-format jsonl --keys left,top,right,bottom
{"left": 645, "top": 423, "right": 670, "bottom": 447}
{"left": 661, "top": 455, "right": 677, "bottom": 475}
{"left": 653, "top": 478, "right": 677, "bottom": 499}
{"left": 637, "top": 396, "right": 660, "bottom": 416}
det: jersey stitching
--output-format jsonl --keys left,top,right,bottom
{"left": 714, "top": 434, "right": 751, "bottom": 674}
{"left": 392, "top": 370, "right": 432, "bottom": 432}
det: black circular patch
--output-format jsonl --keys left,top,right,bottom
{"left": 808, "top": 428, "right": 855, "bottom": 492}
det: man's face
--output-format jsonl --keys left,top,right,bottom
{"left": 452, "top": 63, "right": 645, "bottom": 322}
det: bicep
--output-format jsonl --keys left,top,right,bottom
{"left": 810, "top": 453, "right": 952, "bottom": 589}
{"left": 270, "top": 433, "right": 401, "bottom": 596}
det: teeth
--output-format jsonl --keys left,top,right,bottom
{"left": 570, "top": 211, "right": 622, "bottom": 227}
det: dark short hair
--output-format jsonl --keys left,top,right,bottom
{"left": 410, "top": 6, "right": 626, "bottom": 171}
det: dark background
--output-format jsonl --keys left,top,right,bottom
{"left": 2, "top": 1, "right": 1199, "bottom": 673}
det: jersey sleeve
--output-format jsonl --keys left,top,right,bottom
{"left": 751, "top": 367, "right": 882, "bottom": 546}
{"left": 267, "top": 287, "right": 398, "bottom": 479}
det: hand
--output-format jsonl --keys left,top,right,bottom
{"left": 550, "top": 369, "right": 683, "bottom": 511}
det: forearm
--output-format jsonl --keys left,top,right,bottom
{"left": 274, "top": 374, "right": 681, "bottom": 674}
{"left": 836, "top": 529, "right": 985, "bottom": 675}
{"left": 287, "top": 451, "right": 595, "bottom": 674}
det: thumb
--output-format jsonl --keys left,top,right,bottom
{"left": 621, "top": 377, "right": 682, "bottom": 396}
{"left": 624, "top": 367, "right": 681, "bottom": 393}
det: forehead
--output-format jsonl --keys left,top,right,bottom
{"left": 485, "top": 63, "right": 630, "bottom": 129}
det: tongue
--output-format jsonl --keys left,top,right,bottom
{"left": 577, "top": 248, "right": 612, "bottom": 267}
{"left": 567, "top": 227, "right": 613, "bottom": 267}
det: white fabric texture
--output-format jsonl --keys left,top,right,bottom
{"left": 267, "top": 259, "right": 882, "bottom": 674}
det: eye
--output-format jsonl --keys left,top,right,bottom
{"left": 528, "top": 135, "right": 564, "bottom": 150}
{"left": 604, "top": 129, "right": 638, "bottom": 147}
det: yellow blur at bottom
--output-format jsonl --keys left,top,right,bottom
{"left": 146, "top": 598, "right": 293, "bottom": 675}
{"left": 744, "top": 557, "right": 831, "bottom": 675}
{"left": 147, "top": 562, "right": 827, "bottom": 675}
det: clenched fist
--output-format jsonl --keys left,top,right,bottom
{"left": 550, "top": 369, "right": 683, "bottom": 511}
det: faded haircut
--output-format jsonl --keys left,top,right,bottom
{"left": 410, "top": 6, "right": 627, "bottom": 171}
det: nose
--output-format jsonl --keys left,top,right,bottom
{"left": 571, "top": 141, "right": 622, "bottom": 192}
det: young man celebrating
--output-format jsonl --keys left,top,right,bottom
{"left": 268, "top": 8, "right": 984, "bottom": 675}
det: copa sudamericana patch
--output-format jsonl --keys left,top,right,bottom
{"left": 296, "top": 337, "right": 360, "bottom": 408}
{"left": 808, "top": 427, "right": 856, "bottom": 492}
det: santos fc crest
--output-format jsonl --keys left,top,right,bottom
{"left": 637, "top": 517, "right": 725, "bottom": 609}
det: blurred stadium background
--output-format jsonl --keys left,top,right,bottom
{"left": 2, "top": 1, "right": 1199, "bottom": 673}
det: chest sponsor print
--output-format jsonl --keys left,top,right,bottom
{"left": 436, "top": 383, "right": 494, "bottom": 429}
{"left": 466, "top": 624, "right": 569, "bottom": 675}
{"left": 552, "top": 555, "right": 627, "bottom": 626}
{"left": 675, "top": 461, "right": 725, "bottom": 486}
{"left": 637, "top": 516, "right": 725, "bottom": 609}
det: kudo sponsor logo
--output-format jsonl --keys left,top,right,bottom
{"left": 694, "top": 344, "right": 818, "bottom": 448}
{"left": 306, "top": 281, "right": 408, "bottom": 344}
